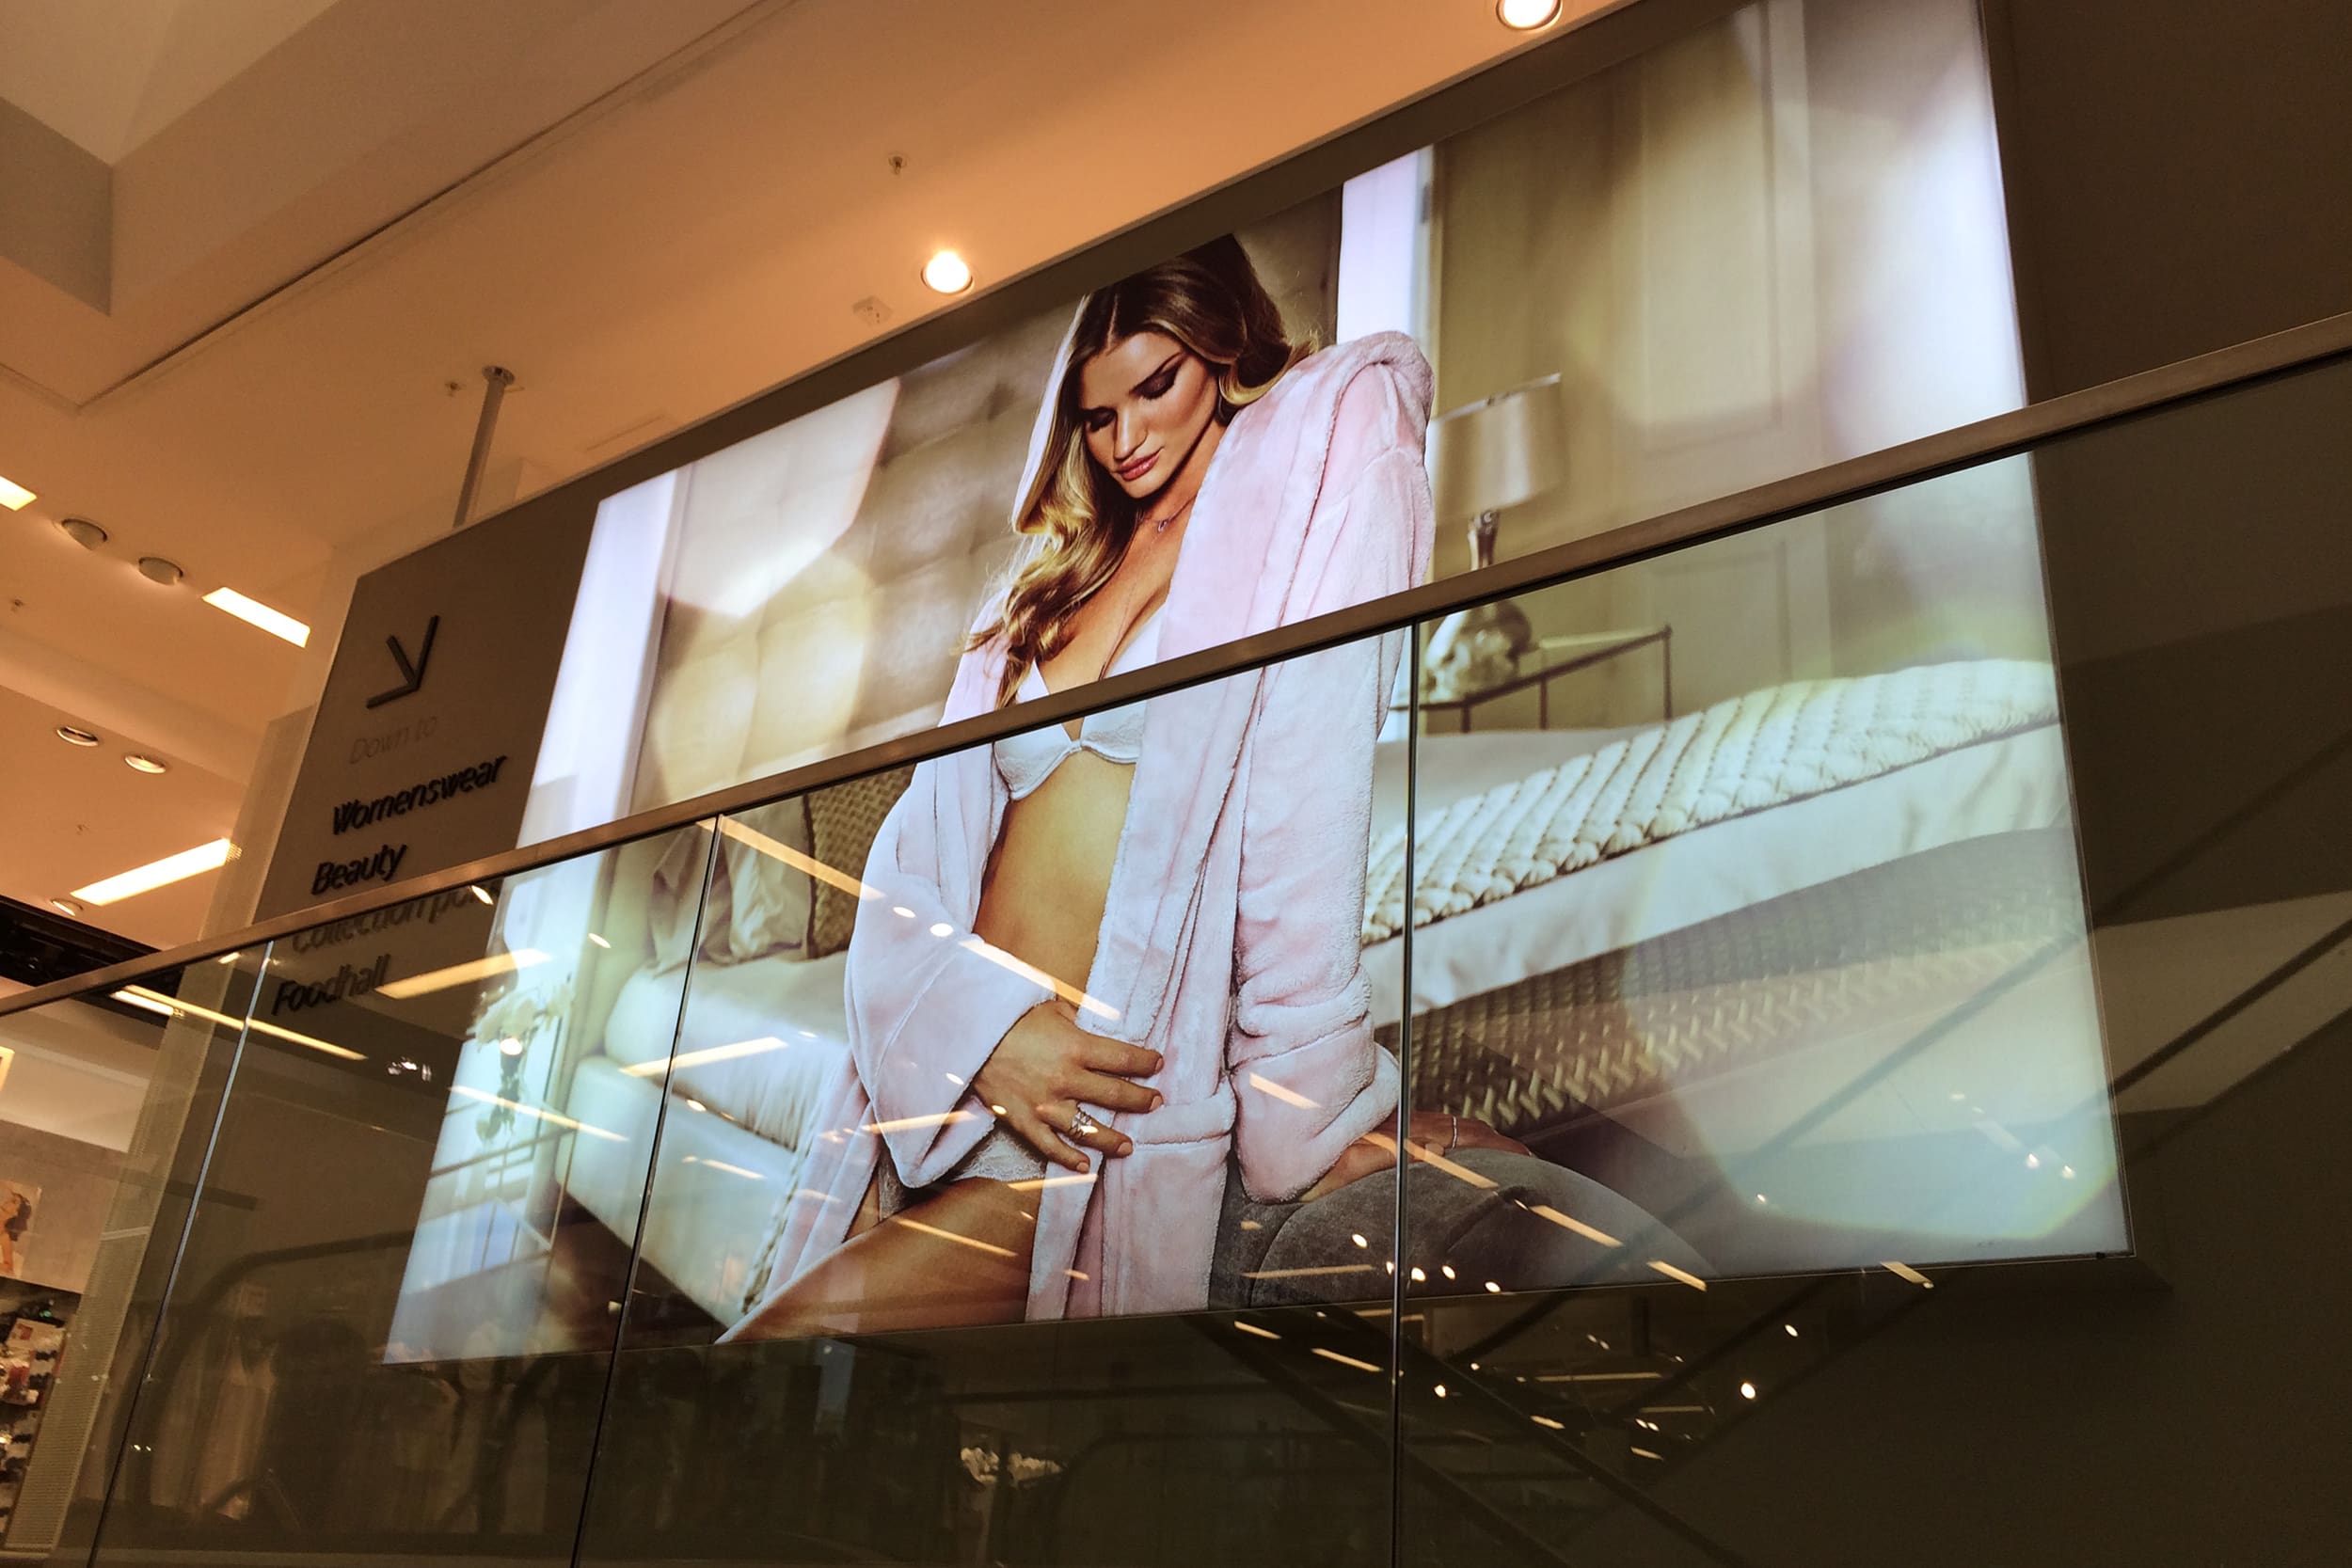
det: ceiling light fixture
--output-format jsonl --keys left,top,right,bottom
{"left": 112, "top": 989, "right": 180, "bottom": 1018}
{"left": 49, "top": 896, "right": 84, "bottom": 916}
{"left": 136, "top": 557, "right": 185, "bottom": 587}
{"left": 201, "top": 586, "right": 310, "bottom": 646}
{"left": 374, "top": 949, "right": 548, "bottom": 1001}
{"left": 1498, "top": 0, "right": 1564, "bottom": 29}
{"left": 619, "top": 1036, "right": 788, "bottom": 1079}
{"left": 73, "top": 837, "right": 235, "bottom": 905}
{"left": 921, "top": 249, "right": 975, "bottom": 295}
{"left": 124, "top": 753, "right": 168, "bottom": 775}
{"left": 119, "top": 985, "right": 365, "bottom": 1061}
{"left": 0, "top": 475, "right": 34, "bottom": 510}
{"left": 57, "top": 516, "right": 108, "bottom": 550}
{"left": 56, "top": 725, "right": 100, "bottom": 747}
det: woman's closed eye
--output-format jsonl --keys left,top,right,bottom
{"left": 1079, "top": 356, "right": 1184, "bottom": 431}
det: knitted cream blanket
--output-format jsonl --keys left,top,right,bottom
{"left": 1362, "top": 659, "right": 2059, "bottom": 943}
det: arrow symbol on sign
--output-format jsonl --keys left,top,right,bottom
{"left": 366, "top": 614, "right": 439, "bottom": 708}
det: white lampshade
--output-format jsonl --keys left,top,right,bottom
{"left": 1428, "top": 374, "right": 1567, "bottom": 523}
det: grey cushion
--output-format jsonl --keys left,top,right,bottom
{"left": 1210, "top": 1148, "right": 1706, "bottom": 1308}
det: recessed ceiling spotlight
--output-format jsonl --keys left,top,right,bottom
{"left": 49, "top": 896, "right": 84, "bottom": 916}
{"left": 201, "top": 586, "right": 310, "bottom": 646}
{"left": 57, "top": 516, "right": 108, "bottom": 550}
{"left": 124, "top": 752, "right": 168, "bottom": 774}
{"left": 1498, "top": 0, "right": 1564, "bottom": 29}
{"left": 921, "top": 250, "right": 975, "bottom": 295}
{"left": 0, "top": 474, "right": 33, "bottom": 510}
{"left": 57, "top": 724, "right": 101, "bottom": 746}
{"left": 136, "top": 556, "right": 185, "bottom": 587}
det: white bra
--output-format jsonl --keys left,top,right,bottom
{"left": 994, "top": 610, "right": 1163, "bottom": 800}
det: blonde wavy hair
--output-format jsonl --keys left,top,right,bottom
{"left": 973, "top": 236, "right": 1309, "bottom": 705}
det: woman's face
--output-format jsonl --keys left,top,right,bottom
{"left": 1075, "top": 331, "right": 1220, "bottom": 502}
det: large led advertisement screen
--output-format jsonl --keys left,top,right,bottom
{"left": 348, "top": 0, "right": 2123, "bottom": 1361}
{"left": 371, "top": 460, "right": 2126, "bottom": 1359}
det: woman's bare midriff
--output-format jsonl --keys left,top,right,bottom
{"left": 973, "top": 748, "right": 1136, "bottom": 990}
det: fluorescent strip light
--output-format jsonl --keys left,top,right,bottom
{"left": 892, "top": 1217, "right": 1016, "bottom": 1259}
{"left": 449, "top": 1083, "right": 624, "bottom": 1142}
{"left": 112, "top": 989, "right": 180, "bottom": 1018}
{"left": 1530, "top": 1204, "right": 1620, "bottom": 1247}
{"left": 119, "top": 985, "right": 365, "bottom": 1061}
{"left": 680, "top": 1155, "right": 765, "bottom": 1180}
{"left": 1311, "top": 1348, "right": 1382, "bottom": 1373}
{"left": 1233, "top": 1321, "right": 1281, "bottom": 1341}
{"left": 1242, "top": 1263, "right": 1376, "bottom": 1281}
{"left": 375, "top": 948, "right": 548, "bottom": 1000}
{"left": 954, "top": 934, "right": 1119, "bottom": 1021}
{"left": 0, "top": 475, "right": 32, "bottom": 510}
{"left": 718, "top": 816, "right": 877, "bottom": 902}
{"left": 1247, "top": 1071, "right": 1320, "bottom": 1110}
{"left": 73, "top": 838, "right": 235, "bottom": 905}
{"left": 1883, "top": 1259, "right": 1936, "bottom": 1289}
{"left": 619, "top": 1035, "right": 787, "bottom": 1079}
{"left": 1647, "top": 1260, "right": 1708, "bottom": 1291}
{"left": 861, "top": 1110, "right": 972, "bottom": 1135}
{"left": 202, "top": 586, "right": 310, "bottom": 646}
{"left": 1370, "top": 1131, "right": 1501, "bottom": 1191}
{"left": 1007, "top": 1173, "right": 1097, "bottom": 1192}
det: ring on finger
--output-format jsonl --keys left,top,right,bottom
{"left": 1067, "top": 1106, "right": 1104, "bottom": 1139}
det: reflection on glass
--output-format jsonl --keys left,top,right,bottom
{"left": 85, "top": 829, "right": 712, "bottom": 1565}
{"left": 572, "top": 622, "right": 1430, "bottom": 1560}
{"left": 604, "top": 640, "right": 1435, "bottom": 1341}
{"left": 0, "top": 958, "right": 264, "bottom": 1561}
{"left": 1386, "top": 357, "right": 2352, "bottom": 1562}
{"left": 11, "top": 339, "right": 2344, "bottom": 1568}
{"left": 1393, "top": 467, "right": 2125, "bottom": 1301}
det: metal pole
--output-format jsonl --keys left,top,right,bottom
{"left": 452, "top": 365, "right": 516, "bottom": 530}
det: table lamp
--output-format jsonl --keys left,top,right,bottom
{"left": 1422, "top": 373, "right": 1567, "bottom": 699}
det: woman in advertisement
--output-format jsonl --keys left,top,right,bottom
{"left": 728, "top": 237, "right": 1519, "bottom": 1338}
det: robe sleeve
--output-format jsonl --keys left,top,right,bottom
{"left": 838, "top": 631, "right": 1054, "bottom": 1186}
{"left": 1227, "top": 366, "right": 1434, "bottom": 1200}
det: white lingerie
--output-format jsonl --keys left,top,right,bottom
{"left": 990, "top": 610, "right": 1163, "bottom": 799}
{"left": 875, "top": 608, "right": 1164, "bottom": 1216}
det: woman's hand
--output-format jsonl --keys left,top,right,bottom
{"left": 1297, "top": 1111, "right": 1529, "bottom": 1203}
{"left": 973, "top": 1001, "right": 1164, "bottom": 1173}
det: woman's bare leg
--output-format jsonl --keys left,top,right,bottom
{"left": 721, "top": 1177, "right": 1035, "bottom": 1342}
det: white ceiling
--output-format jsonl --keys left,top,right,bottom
{"left": 0, "top": 0, "right": 1606, "bottom": 949}
{"left": 0, "top": 0, "right": 339, "bottom": 162}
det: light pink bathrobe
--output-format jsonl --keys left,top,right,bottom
{"left": 765, "top": 330, "right": 1437, "bottom": 1321}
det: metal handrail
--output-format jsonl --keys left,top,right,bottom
{"left": 6, "top": 306, "right": 2349, "bottom": 1020}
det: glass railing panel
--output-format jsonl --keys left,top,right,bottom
{"left": 0, "top": 954, "right": 265, "bottom": 1562}
{"left": 1387, "top": 355, "right": 2352, "bottom": 1562}
{"left": 81, "top": 826, "right": 715, "bottom": 1566}
{"left": 1393, "top": 444, "right": 2127, "bottom": 1560}
{"left": 576, "top": 643, "right": 1413, "bottom": 1565}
